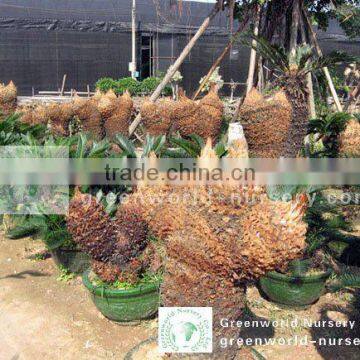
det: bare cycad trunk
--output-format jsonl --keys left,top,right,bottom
{"left": 283, "top": 81, "right": 309, "bottom": 157}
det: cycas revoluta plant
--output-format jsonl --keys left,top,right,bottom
{"left": 308, "top": 112, "right": 353, "bottom": 157}
{"left": 304, "top": 191, "right": 352, "bottom": 256}
{"left": 121, "top": 183, "right": 308, "bottom": 358}
{"left": 6, "top": 213, "right": 73, "bottom": 250}
{"left": 240, "top": 89, "right": 292, "bottom": 157}
{"left": 0, "top": 113, "right": 47, "bottom": 146}
{"left": 244, "top": 35, "right": 336, "bottom": 157}
{"left": 173, "top": 86, "right": 224, "bottom": 142}
{"left": 169, "top": 134, "right": 228, "bottom": 158}
{"left": 103, "top": 91, "right": 134, "bottom": 138}
{"left": 113, "top": 133, "right": 167, "bottom": 158}
{"left": 0, "top": 81, "right": 17, "bottom": 118}
{"left": 67, "top": 189, "right": 162, "bottom": 284}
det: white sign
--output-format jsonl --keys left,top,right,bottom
{"left": 158, "top": 307, "right": 213, "bottom": 353}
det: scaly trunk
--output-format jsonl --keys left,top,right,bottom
{"left": 284, "top": 84, "right": 309, "bottom": 157}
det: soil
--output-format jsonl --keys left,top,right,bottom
{"left": 0, "top": 230, "right": 359, "bottom": 360}
{"left": 0, "top": 232, "right": 156, "bottom": 360}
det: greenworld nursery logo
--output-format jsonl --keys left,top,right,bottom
{"left": 158, "top": 307, "right": 213, "bottom": 353}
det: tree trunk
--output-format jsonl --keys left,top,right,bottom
{"left": 129, "top": 4, "right": 220, "bottom": 135}
{"left": 290, "top": 0, "right": 300, "bottom": 60}
{"left": 257, "top": 56, "right": 265, "bottom": 91}
{"left": 283, "top": 86, "right": 309, "bottom": 157}
{"left": 299, "top": 10, "right": 316, "bottom": 118}
{"left": 246, "top": 5, "right": 261, "bottom": 94}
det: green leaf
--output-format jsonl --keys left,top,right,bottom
{"left": 188, "top": 134, "right": 205, "bottom": 150}
{"left": 152, "top": 135, "right": 166, "bottom": 156}
{"left": 162, "top": 148, "right": 189, "bottom": 158}
{"left": 142, "top": 134, "right": 155, "bottom": 157}
{"left": 114, "top": 134, "right": 136, "bottom": 158}
{"left": 87, "top": 140, "right": 110, "bottom": 158}
{"left": 169, "top": 137, "right": 200, "bottom": 157}
{"left": 43, "top": 229, "right": 69, "bottom": 250}
{"left": 214, "top": 142, "right": 227, "bottom": 158}
{"left": 74, "top": 133, "right": 88, "bottom": 159}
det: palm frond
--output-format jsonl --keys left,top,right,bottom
{"left": 329, "top": 272, "right": 360, "bottom": 292}
{"left": 243, "top": 33, "right": 289, "bottom": 72}
{"left": 308, "top": 112, "right": 352, "bottom": 136}
{"left": 293, "top": 45, "right": 313, "bottom": 71}
{"left": 43, "top": 228, "right": 71, "bottom": 250}
{"left": 142, "top": 134, "right": 166, "bottom": 157}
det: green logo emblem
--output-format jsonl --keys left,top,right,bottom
{"left": 159, "top": 307, "right": 213, "bottom": 353}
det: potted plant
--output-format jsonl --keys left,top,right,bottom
{"left": 82, "top": 270, "right": 161, "bottom": 322}
{"left": 67, "top": 189, "right": 164, "bottom": 322}
{"left": 259, "top": 258, "right": 332, "bottom": 306}
{"left": 259, "top": 190, "right": 352, "bottom": 306}
{"left": 6, "top": 213, "right": 91, "bottom": 273}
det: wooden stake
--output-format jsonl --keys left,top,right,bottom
{"left": 60, "top": 74, "right": 67, "bottom": 96}
{"left": 129, "top": 4, "right": 220, "bottom": 135}
{"left": 246, "top": 5, "right": 261, "bottom": 94}
{"left": 303, "top": 9, "right": 343, "bottom": 112}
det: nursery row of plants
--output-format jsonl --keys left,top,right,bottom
{"left": 1, "top": 105, "right": 360, "bottom": 314}
{"left": 95, "top": 76, "right": 172, "bottom": 96}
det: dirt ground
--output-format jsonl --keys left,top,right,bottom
{"left": 0, "top": 232, "right": 156, "bottom": 360}
{"left": 0, "top": 230, "right": 359, "bottom": 360}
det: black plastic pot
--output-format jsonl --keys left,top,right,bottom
{"left": 259, "top": 268, "right": 332, "bottom": 306}
{"left": 50, "top": 248, "right": 90, "bottom": 274}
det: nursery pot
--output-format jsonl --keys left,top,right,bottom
{"left": 50, "top": 248, "right": 90, "bottom": 274}
{"left": 259, "top": 268, "right": 332, "bottom": 306}
{"left": 82, "top": 270, "right": 160, "bottom": 322}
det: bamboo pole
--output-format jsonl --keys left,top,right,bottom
{"left": 246, "top": 5, "right": 261, "bottom": 94}
{"left": 303, "top": 9, "right": 343, "bottom": 112}
{"left": 129, "top": 4, "right": 220, "bottom": 135}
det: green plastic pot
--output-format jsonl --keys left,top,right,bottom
{"left": 259, "top": 268, "right": 332, "bottom": 306}
{"left": 50, "top": 248, "right": 90, "bottom": 274}
{"left": 82, "top": 270, "right": 160, "bottom": 322}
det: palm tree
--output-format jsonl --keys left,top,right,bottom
{"left": 245, "top": 36, "right": 331, "bottom": 157}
